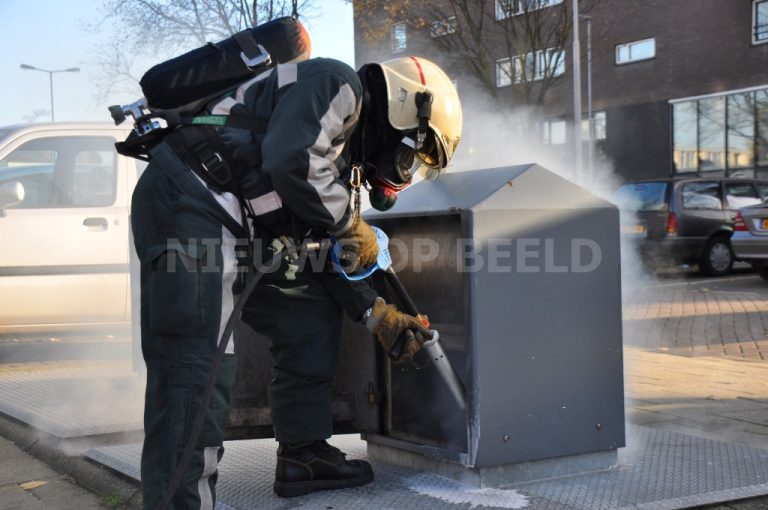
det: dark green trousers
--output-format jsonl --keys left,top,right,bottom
{"left": 132, "top": 143, "right": 247, "bottom": 509}
{"left": 140, "top": 343, "right": 236, "bottom": 510}
{"left": 241, "top": 254, "right": 344, "bottom": 442}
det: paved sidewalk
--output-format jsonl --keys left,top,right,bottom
{"left": 624, "top": 275, "right": 768, "bottom": 359}
{"left": 625, "top": 347, "right": 768, "bottom": 449}
{"left": 0, "top": 435, "right": 106, "bottom": 510}
{"left": 1, "top": 274, "right": 767, "bottom": 509}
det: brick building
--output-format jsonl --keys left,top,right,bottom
{"left": 353, "top": 0, "right": 768, "bottom": 183}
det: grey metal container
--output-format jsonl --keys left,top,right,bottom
{"left": 363, "top": 164, "right": 625, "bottom": 470}
{"left": 130, "top": 163, "right": 625, "bottom": 478}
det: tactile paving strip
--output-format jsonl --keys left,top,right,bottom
{"left": 84, "top": 428, "right": 768, "bottom": 510}
{"left": 0, "top": 366, "right": 144, "bottom": 438}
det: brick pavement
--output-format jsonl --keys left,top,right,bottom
{"left": 623, "top": 277, "right": 768, "bottom": 359}
{"left": 625, "top": 347, "right": 768, "bottom": 449}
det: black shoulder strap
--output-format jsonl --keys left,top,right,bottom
{"left": 166, "top": 125, "right": 239, "bottom": 194}
{"left": 233, "top": 29, "right": 261, "bottom": 59}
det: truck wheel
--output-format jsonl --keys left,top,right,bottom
{"left": 700, "top": 237, "right": 733, "bottom": 276}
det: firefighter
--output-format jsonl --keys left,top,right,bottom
{"left": 230, "top": 56, "right": 462, "bottom": 498}
{"left": 130, "top": 55, "right": 461, "bottom": 508}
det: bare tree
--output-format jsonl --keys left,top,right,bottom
{"left": 355, "top": 0, "right": 597, "bottom": 107}
{"left": 89, "top": 0, "right": 314, "bottom": 101}
{"left": 21, "top": 110, "right": 51, "bottom": 124}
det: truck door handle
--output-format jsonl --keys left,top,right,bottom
{"left": 83, "top": 217, "right": 108, "bottom": 230}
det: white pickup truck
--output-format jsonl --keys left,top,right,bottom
{"left": 0, "top": 122, "right": 142, "bottom": 334}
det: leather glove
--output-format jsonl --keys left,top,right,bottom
{"left": 366, "top": 297, "right": 433, "bottom": 364}
{"left": 335, "top": 217, "right": 379, "bottom": 273}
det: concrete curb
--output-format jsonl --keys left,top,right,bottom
{"left": 0, "top": 412, "right": 142, "bottom": 509}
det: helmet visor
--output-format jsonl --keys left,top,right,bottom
{"left": 399, "top": 130, "right": 445, "bottom": 182}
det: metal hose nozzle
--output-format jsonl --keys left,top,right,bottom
{"left": 421, "top": 330, "right": 467, "bottom": 410}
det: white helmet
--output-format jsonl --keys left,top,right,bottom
{"left": 376, "top": 56, "right": 462, "bottom": 180}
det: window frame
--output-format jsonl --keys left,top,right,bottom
{"left": 670, "top": 86, "right": 768, "bottom": 176}
{"left": 542, "top": 119, "right": 567, "bottom": 145}
{"left": 615, "top": 37, "right": 656, "bottom": 65}
{"left": 495, "top": 0, "right": 564, "bottom": 21}
{"left": 581, "top": 111, "right": 607, "bottom": 141}
{"left": 754, "top": 0, "right": 768, "bottom": 45}
{"left": 496, "top": 57, "right": 513, "bottom": 87}
{"left": 391, "top": 21, "right": 407, "bottom": 53}
{"left": 495, "top": 47, "right": 565, "bottom": 87}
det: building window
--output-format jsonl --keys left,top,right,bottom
{"left": 728, "top": 93, "right": 755, "bottom": 169}
{"left": 672, "top": 87, "right": 768, "bottom": 174}
{"left": 615, "top": 38, "right": 655, "bottom": 65}
{"left": 673, "top": 101, "right": 698, "bottom": 172}
{"left": 391, "top": 22, "right": 407, "bottom": 53}
{"left": 537, "top": 48, "right": 566, "bottom": 79}
{"left": 698, "top": 97, "right": 726, "bottom": 171}
{"left": 496, "top": 48, "right": 565, "bottom": 87}
{"left": 430, "top": 16, "right": 457, "bottom": 38}
{"left": 754, "top": 0, "right": 768, "bottom": 44}
{"left": 542, "top": 119, "right": 567, "bottom": 145}
{"left": 496, "top": 58, "right": 512, "bottom": 87}
{"left": 496, "top": 0, "right": 564, "bottom": 20}
{"left": 757, "top": 89, "right": 768, "bottom": 167}
{"left": 581, "top": 111, "right": 607, "bottom": 140}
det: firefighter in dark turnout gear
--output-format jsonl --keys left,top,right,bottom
{"left": 131, "top": 55, "right": 462, "bottom": 507}
{"left": 222, "top": 56, "right": 462, "bottom": 498}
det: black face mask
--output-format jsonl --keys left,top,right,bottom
{"left": 364, "top": 130, "right": 421, "bottom": 210}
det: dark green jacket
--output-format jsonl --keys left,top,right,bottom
{"left": 212, "top": 57, "right": 362, "bottom": 234}
{"left": 210, "top": 57, "right": 375, "bottom": 320}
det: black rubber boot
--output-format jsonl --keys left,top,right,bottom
{"left": 273, "top": 440, "right": 374, "bottom": 497}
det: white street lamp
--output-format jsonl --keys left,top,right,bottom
{"left": 20, "top": 64, "right": 81, "bottom": 122}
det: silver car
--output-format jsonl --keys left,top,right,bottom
{"left": 731, "top": 202, "right": 768, "bottom": 281}
{"left": 0, "top": 122, "right": 141, "bottom": 334}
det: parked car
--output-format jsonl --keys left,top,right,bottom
{"left": 731, "top": 203, "right": 768, "bottom": 281}
{"left": 614, "top": 177, "right": 768, "bottom": 276}
{"left": 0, "top": 122, "right": 142, "bottom": 334}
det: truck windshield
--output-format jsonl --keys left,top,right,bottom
{"left": 613, "top": 182, "right": 668, "bottom": 211}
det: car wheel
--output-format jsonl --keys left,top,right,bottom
{"left": 755, "top": 265, "right": 768, "bottom": 282}
{"left": 700, "top": 237, "right": 734, "bottom": 276}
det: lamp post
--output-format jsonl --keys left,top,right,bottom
{"left": 572, "top": 0, "right": 583, "bottom": 183}
{"left": 19, "top": 64, "right": 80, "bottom": 122}
{"left": 581, "top": 14, "right": 594, "bottom": 182}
